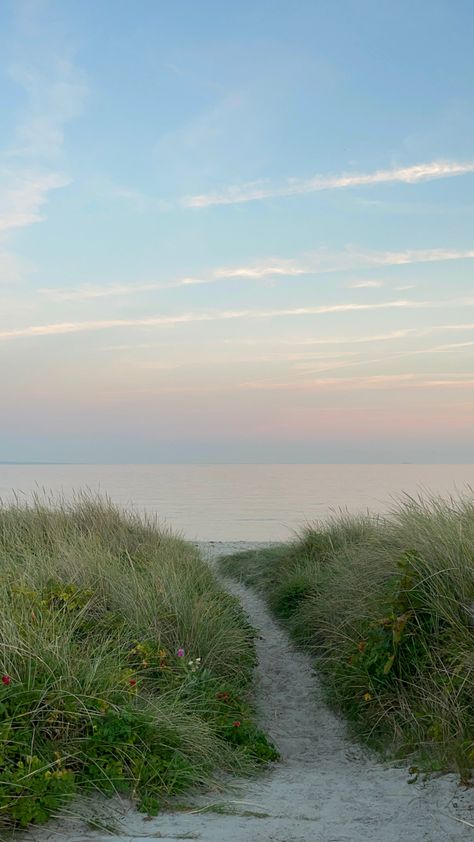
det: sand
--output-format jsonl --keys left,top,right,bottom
{"left": 25, "top": 542, "right": 473, "bottom": 842}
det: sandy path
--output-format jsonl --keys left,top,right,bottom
{"left": 28, "top": 542, "right": 473, "bottom": 842}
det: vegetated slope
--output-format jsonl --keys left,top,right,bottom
{"left": 20, "top": 541, "right": 473, "bottom": 842}
{"left": 0, "top": 496, "right": 277, "bottom": 830}
{"left": 220, "top": 494, "right": 474, "bottom": 780}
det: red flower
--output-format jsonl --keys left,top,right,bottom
{"left": 232, "top": 720, "right": 241, "bottom": 728}
{"left": 2, "top": 675, "right": 11, "bottom": 686}
{"left": 129, "top": 679, "right": 137, "bottom": 687}
{"left": 216, "top": 691, "right": 230, "bottom": 701}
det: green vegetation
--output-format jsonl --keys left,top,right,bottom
{"left": 220, "top": 495, "right": 474, "bottom": 780}
{"left": 0, "top": 496, "right": 277, "bottom": 830}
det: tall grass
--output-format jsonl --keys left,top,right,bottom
{"left": 0, "top": 494, "right": 276, "bottom": 830}
{"left": 221, "top": 494, "right": 474, "bottom": 780}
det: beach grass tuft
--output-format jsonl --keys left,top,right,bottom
{"left": 220, "top": 493, "right": 474, "bottom": 780}
{"left": 0, "top": 494, "right": 277, "bottom": 830}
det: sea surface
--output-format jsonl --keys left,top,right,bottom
{"left": 0, "top": 464, "right": 472, "bottom": 542}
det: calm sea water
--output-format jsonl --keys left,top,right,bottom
{"left": 0, "top": 464, "right": 472, "bottom": 542}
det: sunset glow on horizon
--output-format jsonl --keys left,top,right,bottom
{"left": 1, "top": 1, "right": 473, "bottom": 463}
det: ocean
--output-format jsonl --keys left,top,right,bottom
{"left": 0, "top": 463, "right": 472, "bottom": 541}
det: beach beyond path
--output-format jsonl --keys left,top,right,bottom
{"left": 28, "top": 542, "right": 473, "bottom": 842}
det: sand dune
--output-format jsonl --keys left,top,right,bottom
{"left": 27, "top": 542, "right": 473, "bottom": 842}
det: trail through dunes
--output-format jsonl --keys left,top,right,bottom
{"left": 27, "top": 542, "right": 473, "bottom": 842}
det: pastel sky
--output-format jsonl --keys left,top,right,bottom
{"left": 1, "top": 0, "right": 473, "bottom": 463}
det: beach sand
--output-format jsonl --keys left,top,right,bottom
{"left": 25, "top": 542, "right": 473, "bottom": 842}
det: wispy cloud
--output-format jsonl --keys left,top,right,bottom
{"left": 432, "top": 339, "right": 474, "bottom": 351}
{"left": 328, "top": 246, "right": 474, "bottom": 269}
{"left": 0, "top": 170, "right": 70, "bottom": 233}
{"left": 216, "top": 323, "right": 474, "bottom": 383}
{"left": 235, "top": 374, "right": 474, "bottom": 393}
{"left": 2, "top": 297, "right": 473, "bottom": 342}
{"left": 188, "top": 322, "right": 474, "bottom": 350}
{"left": 40, "top": 259, "right": 306, "bottom": 301}
{"left": 435, "top": 323, "right": 474, "bottom": 332}
{"left": 104, "top": 371, "right": 474, "bottom": 399}
{"left": 215, "top": 262, "right": 305, "bottom": 279}
{"left": 294, "top": 337, "right": 474, "bottom": 378}
{"left": 347, "top": 280, "right": 384, "bottom": 289}
{"left": 39, "top": 246, "right": 474, "bottom": 301}
{"left": 423, "top": 379, "right": 474, "bottom": 388}
{"left": 238, "top": 374, "right": 418, "bottom": 391}
{"left": 0, "top": 29, "right": 87, "bottom": 274}
{"left": 140, "top": 349, "right": 359, "bottom": 371}
{"left": 111, "top": 374, "right": 420, "bottom": 397}
{"left": 8, "top": 58, "right": 87, "bottom": 159}
{"left": 290, "top": 323, "right": 474, "bottom": 347}
{"left": 183, "top": 160, "right": 474, "bottom": 208}
{"left": 227, "top": 329, "right": 414, "bottom": 347}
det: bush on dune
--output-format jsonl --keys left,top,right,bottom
{"left": 221, "top": 495, "right": 474, "bottom": 780}
{"left": 0, "top": 495, "right": 277, "bottom": 830}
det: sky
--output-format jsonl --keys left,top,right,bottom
{"left": 0, "top": 0, "right": 473, "bottom": 464}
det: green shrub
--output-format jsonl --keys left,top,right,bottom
{"left": 220, "top": 497, "right": 474, "bottom": 780}
{"left": 0, "top": 495, "right": 277, "bottom": 829}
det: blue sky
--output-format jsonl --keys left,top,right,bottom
{"left": 0, "top": 0, "right": 473, "bottom": 462}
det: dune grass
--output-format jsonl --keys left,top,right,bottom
{"left": 0, "top": 495, "right": 277, "bottom": 830}
{"left": 220, "top": 494, "right": 474, "bottom": 781}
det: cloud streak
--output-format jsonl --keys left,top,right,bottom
{"left": 2, "top": 297, "right": 473, "bottom": 342}
{"left": 183, "top": 160, "right": 474, "bottom": 208}
{"left": 40, "top": 246, "right": 474, "bottom": 301}
{"left": 235, "top": 374, "right": 474, "bottom": 393}
{"left": 40, "top": 258, "right": 306, "bottom": 301}
{"left": 347, "top": 280, "right": 384, "bottom": 289}
{"left": 273, "top": 323, "right": 474, "bottom": 348}
{"left": 111, "top": 373, "right": 474, "bottom": 398}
